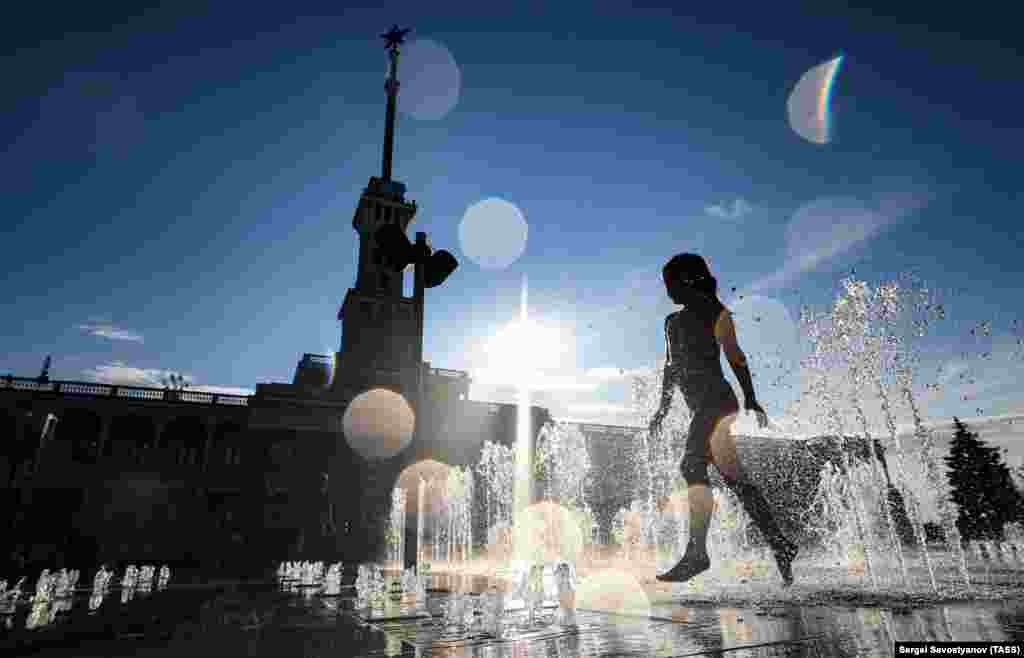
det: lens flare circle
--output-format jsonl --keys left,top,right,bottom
{"left": 723, "top": 294, "right": 801, "bottom": 418}
{"left": 395, "top": 459, "right": 452, "bottom": 492}
{"left": 511, "top": 501, "right": 585, "bottom": 565}
{"left": 787, "top": 55, "right": 843, "bottom": 144}
{"left": 575, "top": 569, "right": 652, "bottom": 624}
{"left": 342, "top": 388, "right": 415, "bottom": 460}
{"left": 395, "top": 38, "right": 462, "bottom": 121}
{"left": 459, "top": 197, "right": 529, "bottom": 270}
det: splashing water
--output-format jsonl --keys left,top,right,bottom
{"left": 476, "top": 440, "right": 515, "bottom": 559}
{"left": 411, "top": 466, "right": 475, "bottom": 567}
{"left": 400, "top": 271, "right": 1021, "bottom": 606}
{"left": 831, "top": 279, "right": 910, "bottom": 587}
{"left": 387, "top": 487, "right": 407, "bottom": 568}
{"left": 798, "top": 300, "right": 881, "bottom": 589}
{"left": 801, "top": 460, "right": 894, "bottom": 575}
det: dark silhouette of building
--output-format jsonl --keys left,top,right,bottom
{"left": 0, "top": 372, "right": 550, "bottom": 572}
{"left": 0, "top": 373, "right": 912, "bottom": 571}
{"left": 0, "top": 29, "right": 910, "bottom": 574}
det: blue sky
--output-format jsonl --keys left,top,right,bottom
{"left": 2, "top": 3, "right": 1022, "bottom": 458}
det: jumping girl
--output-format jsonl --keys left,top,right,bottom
{"left": 649, "top": 253, "right": 798, "bottom": 586}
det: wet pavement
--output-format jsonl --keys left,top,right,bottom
{"left": 2, "top": 573, "right": 1023, "bottom": 657}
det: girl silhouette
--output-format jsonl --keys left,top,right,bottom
{"left": 649, "top": 253, "right": 797, "bottom": 585}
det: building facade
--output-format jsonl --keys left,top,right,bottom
{"left": 0, "top": 29, "right": 911, "bottom": 574}
{"left": 0, "top": 372, "right": 911, "bottom": 573}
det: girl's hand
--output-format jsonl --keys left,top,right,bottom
{"left": 745, "top": 400, "right": 769, "bottom": 429}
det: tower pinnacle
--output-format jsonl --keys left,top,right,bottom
{"left": 380, "top": 25, "right": 411, "bottom": 183}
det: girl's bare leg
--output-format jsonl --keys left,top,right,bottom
{"left": 689, "top": 411, "right": 738, "bottom": 553}
{"left": 710, "top": 415, "right": 798, "bottom": 586}
{"left": 686, "top": 483, "right": 714, "bottom": 555}
{"left": 657, "top": 411, "right": 734, "bottom": 581}
{"left": 684, "top": 413, "right": 738, "bottom": 557}
{"left": 709, "top": 412, "right": 741, "bottom": 482}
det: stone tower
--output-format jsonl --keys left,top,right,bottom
{"left": 334, "top": 27, "right": 423, "bottom": 399}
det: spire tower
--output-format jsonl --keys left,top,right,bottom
{"left": 334, "top": 25, "right": 421, "bottom": 393}
{"left": 380, "top": 24, "right": 410, "bottom": 182}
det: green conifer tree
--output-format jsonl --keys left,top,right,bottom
{"left": 945, "top": 417, "right": 1022, "bottom": 540}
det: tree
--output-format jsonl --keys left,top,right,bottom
{"left": 945, "top": 417, "right": 1022, "bottom": 541}
{"left": 160, "top": 373, "right": 190, "bottom": 391}
{"left": 1014, "top": 463, "right": 1024, "bottom": 506}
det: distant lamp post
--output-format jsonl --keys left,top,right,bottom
{"left": 32, "top": 413, "right": 59, "bottom": 476}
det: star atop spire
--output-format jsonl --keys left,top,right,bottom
{"left": 381, "top": 24, "right": 411, "bottom": 51}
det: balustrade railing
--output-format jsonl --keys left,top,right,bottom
{"left": 0, "top": 376, "right": 249, "bottom": 406}
{"left": 429, "top": 367, "right": 470, "bottom": 379}
{"left": 116, "top": 387, "right": 165, "bottom": 400}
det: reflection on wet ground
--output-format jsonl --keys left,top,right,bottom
{"left": 2, "top": 573, "right": 1023, "bottom": 657}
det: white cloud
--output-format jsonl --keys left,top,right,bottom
{"left": 467, "top": 364, "right": 655, "bottom": 427}
{"left": 893, "top": 411, "right": 1024, "bottom": 438}
{"left": 81, "top": 362, "right": 169, "bottom": 386}
{"left": 469, "top": 365, "right": 648, "bottom": 392}
{"left": 189, "top": 384, "right": 255, "bottom": 396}
{"left": 566, "top": 402, "right": 637, "bottom": 416}
{"left": 77, "top": 320, "right": 144, "bottom": 343}
{"left": 936, "top": 360, "right": 968, "bottom": 386}
{"left": 918, "top": 334, "right": 1024, "bottom": 416}
{"left": 79, "top": 361, "right": 252, "bottom": 395}
{"left": 705, "top": 198, "right": 753, "bottom": 221}
{"left": 745, "top": 185, "right": 932, "bottom": 294}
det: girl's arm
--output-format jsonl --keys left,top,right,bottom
{"left": 651, "top": 316, "right": 676, "bottom": 423}
{"left": 714, "top": 308, "right": 759, "bottom": 408}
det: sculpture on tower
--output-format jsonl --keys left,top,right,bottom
{"left": 381, "top": 25, "right": 411, "bottom": 51}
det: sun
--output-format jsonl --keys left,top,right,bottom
{"left": 482, "top": 319, "right": 570, "bottom": 383}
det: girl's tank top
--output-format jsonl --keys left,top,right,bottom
{"left": 665, "top": 296, "right": 734, "bottom": 407}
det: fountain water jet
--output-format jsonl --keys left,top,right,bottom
{"left": 799, "top": 307, "right": 881, "bottom": 589}
{"left": 834, "top": 279, "right": 910, "bottom": 586}
{"left": 513, "top": 274, "right": 532, "bottom": 559}
{"left": 397, "top": 270, "right": 1018, "bottom": 610}
{"left": 387, "top": 487, "right": 406, "bottom": 568}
